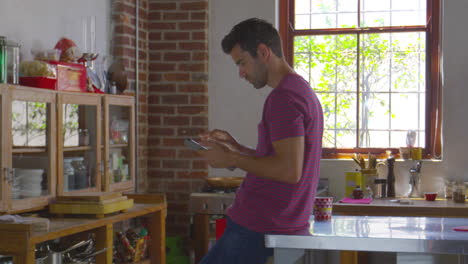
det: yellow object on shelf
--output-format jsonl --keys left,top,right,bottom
{"left": 345, "top": 171, "right": 361, "bottom": 198}
{"left": 50, "top": 194, "right": 134, "bottom": 218}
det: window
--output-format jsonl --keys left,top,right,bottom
{"left": 279, "top": 0, "right": 441, "bottom": 159}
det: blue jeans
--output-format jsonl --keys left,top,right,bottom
{"left": 199, "top": 217, "right": 273, "bottom": 264}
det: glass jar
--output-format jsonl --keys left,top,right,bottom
{"left": 0, "top": 36, "right": 6, "bottom": 83}
{"left": 453, "top": 182, "right": 466, "bottom": 203}
{"left": 6, "top": 40, "right": 20, "bottom": 84}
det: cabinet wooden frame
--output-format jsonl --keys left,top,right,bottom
{"left": 57, "top": 92, "right": 102, "bottom": 195}
{"left": 1, "top": 85, "right": 57, "bottom": 213}
{"left": 102, "top": 95, "right": 135, "bottom": 192}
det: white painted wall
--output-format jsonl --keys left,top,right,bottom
{"left": 209, "top": 0, "right": 468, "bottom": 199}
{"left": 0, "top": 0, "right": 110, "bottom": 61}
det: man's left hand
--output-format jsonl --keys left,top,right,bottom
{"left": 197, "top": 141, "right": 235, "bottom": 168}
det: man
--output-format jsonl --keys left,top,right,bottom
{"left": 197, "top": 18, "right": 324, "bottom": 264}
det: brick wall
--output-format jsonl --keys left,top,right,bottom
{"left": 112, "top": 0, "right": 209, "bottom": 237}
{"left": 111, "top": 0, "right": 150, "bottom": 192}
{"left": 147, "top": 0, "right": 209, "bottom": 236}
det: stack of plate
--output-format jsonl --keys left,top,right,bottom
{"left": 14, "top": 168, "right": 44, "bottom": 198}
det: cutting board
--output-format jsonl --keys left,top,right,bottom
{"left": 56, "top": 192, "right": 122, "bottom": 202}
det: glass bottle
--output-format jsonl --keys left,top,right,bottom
{"left": 0, "top": 36, "right": 6, "bottom": 83}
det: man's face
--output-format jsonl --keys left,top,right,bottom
{"left": 230, "top": 44, "right": 268, "bottom": 89}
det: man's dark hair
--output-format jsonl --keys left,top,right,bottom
{"left": 221, "top": 18, "right": 283, "bottom": 58}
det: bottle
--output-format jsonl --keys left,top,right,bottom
{"left": 386, "top": 156, "right": 396, "bottom": 197}
{"left": 0, "top": 36, "right": 6, "bottom": 83}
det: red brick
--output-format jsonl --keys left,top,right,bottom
{"left": 177, "top": 106, "right": 207, "bottom": 115}
{"left": 147, "top": 137, "right": 161, "bottom": 146}
{"left": 193, "top": 52, "right": 208, "bottom": 61}
{"left": 149, "top": 41, "right": 177, "bottom": 50}
{"left": 150, "top": 3, "right": 177, "bottom": 10}
{"left": 115, "top": 25, "right": 136, "bottom": 35}
{"left": 179, "top": 42, "right": 207, "bottom": 50}
{"left": 148, "top": 115, "right": 161, "bottom": 125}
{"left": 151, "top": 84, "right": 176, "bottom": 93}
{"left": 149, "top": 63, "right": 176, "bottom": 72}
{"left": 147, "top": 169, "right": 175, "bottom": 179}
{"left": 149, "top": 105, "right": 176, "bottom": 114}
{"left": 164, "top": 52, "right": 190, "bottom": 61}
{"left": 180, "top": 2, "right": 208, "bottom": 10}
{"left": 162, "top": 95, "right": 189, "bottom": 104}
{"left": 149, "top": 73, "right": 162, "bottom": 82}
{"left": 163, "top": 116, "right": 190, "bottom": 126}
{"left": 162, "top": 138, "right": 185, "bottom": 147}
{"left": 149, "top": 22, "right": 177, "bottom": 30}
{"left": 167, "top": 182, "right": 192, "bottom": 193}
{"left": 177, "top": 127, "right": 206, "bottom": 136}
{"left": 149, "top": 147, "right": 176, "bottom": 157}
{"left": 114, "top": 35, "right": 131, "bottom": 46}
{"left": 190, "top": 95, "right": 208, "bottom": 104}
{"left": 163, "top": 73, "right": 190, "bottom": 82}
{"left": 178, "top": 63, "right": 207, "bottom": 72}
{"left": 150, "top": 52, "right": 161, "bottom": 61}
{"left": 163, "top": 12, "right": 189, "bottom": 20}
{"left": 177, "top": 171, "right": 208, "bottom": 179}
{"left": 191, "top": 72, "right": 209, "bottom": 82}
{"left": 114, "top": 47, "right": 136, "bottom": 58}
{"left": 192, "top": 116, "right": 208, "bottom": 126}
{"left": 179, "top": 84, "right": 207, "bottom": 93}
{"left": 177, "top": 149, "right": 198, "bottom": 158}
{"left": 149, "top": 11, "right": 161, "bottom": 20}
{"left": 164, "top": 32, "right": 190, "bottom": 41}
{"left": 115, "top": 2, "right": 135, "bottom": 15}
{"left": 148, "top": 95, "right": 160, "bottom": 104}
{"left": 193, "top": 160, "right": 208, "bottom": 169}
{"left": 192, "top": 32, "right": 206, "bottom": 41}
{"left": 179, "top": 22, "right": 207, "bottom": 30}
{"left": 191, "top": 12, "right": 207, "bottom": 20}
{"left": 163, "top": 160, "right": 190, "bottom": 169}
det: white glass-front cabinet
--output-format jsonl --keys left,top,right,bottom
{"left": 5, "top": 85, "right": 56, "bottom": 213}
{"left": 103, "top": 95, "right": 135, "bottom": 192}
{"left": 57, "top": 92, "right": 102, "bottom": 195}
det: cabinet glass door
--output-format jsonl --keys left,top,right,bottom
{"left": 58, "top": 94, "right": 101, "bottom": 195}
{"left": 8, "top": 86, "right": 56, "bottom": 212}
{"left": 104, "top": 95, "right": 134, "bottom": 192}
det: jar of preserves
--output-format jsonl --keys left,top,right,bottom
{"left": 453, "top": 182, "right": 466, "bottom": 203}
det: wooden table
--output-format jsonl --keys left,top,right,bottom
{"left": 334, "top": 198, "right": 468, "bottom": 264}
{"left": 0, "top": 194, "right": 167, "bottom": 264}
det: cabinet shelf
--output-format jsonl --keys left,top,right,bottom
{"left": 12, "top": 147, "right": 47, "bottom": 153}
{"left": 63, "top": 146, "right": 93, "bottom": 152}
{"left": 110, "top": 143, "right": 129, "bottom": 149}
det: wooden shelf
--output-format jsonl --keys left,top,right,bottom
{"left": 110, "top": 143, "right": 129, "bottom": 149}
{"left": 63, "top": 146, "right": 93, "bottom": 152}
{"left": 13, "top": 147, "right": 47, "bottom": 153}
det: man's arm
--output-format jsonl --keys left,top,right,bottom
{"left": 230, "top": 136, "right": 304, "bottom": 184}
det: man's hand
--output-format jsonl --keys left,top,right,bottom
{"left": 199, "top": 129, "right": 241, "bottom": 153}
{"left": 197, "top": 141, "right": 235, "bottom": 168}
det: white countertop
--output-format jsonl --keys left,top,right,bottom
{"left": 266, "top": 215, "right": 468, "bottom": 254}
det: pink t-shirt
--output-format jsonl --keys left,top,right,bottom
{"left": 227, "top": 73, "right": 324, "bottom": 234}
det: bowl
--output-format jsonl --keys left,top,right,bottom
{"left": 424, "top": 192, "right": 437, "bottom": 201}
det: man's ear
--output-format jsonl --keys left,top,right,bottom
{"left": 257, "top": 43, "right": 270, "bottom": 62}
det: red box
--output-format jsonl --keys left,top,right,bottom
{"left": 48, "top": 61, "right": 87, "bottom": 92}
{"left": 19, "top": 77, "right": 57, "bottom": 89}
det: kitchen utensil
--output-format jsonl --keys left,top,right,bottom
{"left": 107, "top": 60, "right": 127, "bottom": 94}
{"left": 38, "top": 239, "right": 92, "bottom": 264}
{"left": 205, "top": 177, "right": 243, "bottom": 189}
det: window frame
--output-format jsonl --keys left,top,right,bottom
{"left": 279, "top": 0, "right": 442, "bottom": 159}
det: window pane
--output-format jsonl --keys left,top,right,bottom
{"left": 336, "top": 129, "right": 356, "bottom": 148}
{"left": 361, "top": 92, "right": 390, "bottom": 130}
{"left": 317, "top": 93, "right": 337, "bottom": 130}
{"left": 361, "top": 0, "right": 426, "bottom": 27}
{"left": 360, "top": 33, "right": 391, "bottom": 92}
{"left": 336, "top": 93, "right": 357, "bottom": 129}
{"left": 391, "top": 93, "right": 420, "bottom": 130}
{"left": 294, "top": 35, "right": 357, "bottom": 92}
{"left": 295, "top": 0, "right": 357, "bottom": 29}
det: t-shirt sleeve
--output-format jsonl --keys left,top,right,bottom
{"left": 265, "top": 91, "right": 305, "bottom": 142}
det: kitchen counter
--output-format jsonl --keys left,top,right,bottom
{"left": 265, "top": 215, "right": 468, "bottom": 264}
{"left": 333, "top": 198, "right": 468, "bottom": 217}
